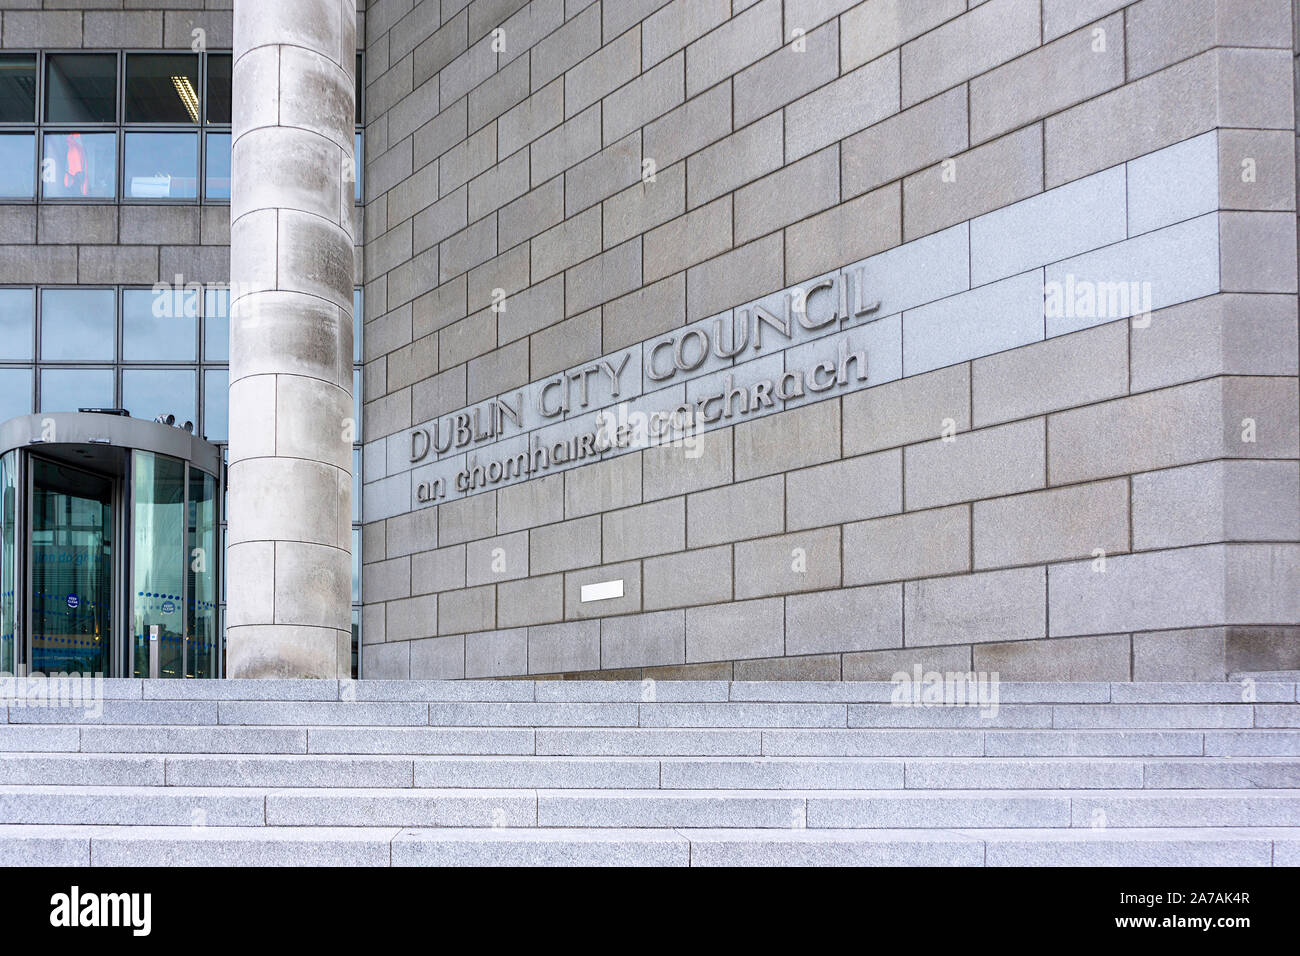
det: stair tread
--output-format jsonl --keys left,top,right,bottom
{"left": 4, "top": 752, "right": 1298, "bottom": 766}
{"left": 2, "top": 823, "right": 1298, "bottom": 839}
{"left": 7, "top": 784, "right": 1300, "bottom": 796}
{"left": 3, "top": 680, "right": 1299, "bottom": 864}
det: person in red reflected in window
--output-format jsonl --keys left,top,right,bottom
{"left": 64, "top": 133, "right": 87, "bottom": 196}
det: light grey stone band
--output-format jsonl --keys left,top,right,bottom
{"left": 226, "top": 0, "right": 356, "bottom": 678}
{"left": 362, "top": 130, "right": 1228, "bottom": 523}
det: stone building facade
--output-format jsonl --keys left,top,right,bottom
{"left": 357, "top": 0, "right": 1300, "bottom": 681}
{"left": 2, "top": 0, "right": 1298, "bottom": 682}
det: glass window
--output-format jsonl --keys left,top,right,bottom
{"left": 0, "top": 369, "right": 33, "bottom": 422}
{"left": 125, "top": 54, "right": 200, "bottom": 124}
{"left": 0, "top": 288, "right": 34, "bottom": 361}
{"left": 352, "top": 448, "right": 361, "bottom": 523}
{"left": 124, "top": 132, "right": 198, "bottom": 199}
{"left": 122, "top": 288, "right": 197, "bottom": 361}
{"left": 122, "top": 368, "right": 196, "bottom": 426}
{"left": 202, "top": 368, "right": 228, "bottom": 442}
{"left": 352, "top": 287, "right": 363, "bottom": 363}
{"left": 351, "top": 607, "right": 360, "bottom": 680}
{"left": 204, "top": 131, "right": 230, "bottom": 200}
{"left": 354, "top": 131, "right": 362, "bottom": 202}
{"left": 203, "top": 288, "right": 229, "bottom": 361}
{"left": 40, "top": 289, "right": 115, "bottom": 361}
{"left": 351, "top": 527, "right": 361, "bottom": 604}
{"left": 45, "top": 54, "right": 117, "bottom": 123}
{"left": 353, "top": 368, "right": 362, "bottom": 442}
{"left": 355, "top": 53, "right": 362, "bottom": 125}
{"left": 41, "top": 132, "right": 116, "bottom": 199}
{"left": 40, "top": 368, "right": 114, "bottom": 412}
{"left": 0, "top": 133, "right": 35, "bottom": 199}
{"left": 206, "top": 54, "right": 231, "bottom": 124}
{"left": 0, "top": 54, "right": 37, "bottom": 122}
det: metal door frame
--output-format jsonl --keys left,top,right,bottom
{"left": 22, "top": 451, "right": 122, "bottom": 678}
{"left": 2, "top": 412, "right": 223, "bottom": 679}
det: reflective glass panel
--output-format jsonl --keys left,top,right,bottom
{"left": 42, "top": 132, "right": 116, "bottom": 199}
{"left": 0, "top": 54, "right": 36, "bottom": 122}
{"left": 206, "top": 54, "right": 231, "bottom": 124}
{"left": 352, "top": 448, "right": 361, "bottom": 523}
{"left": 0, "top": 369, "right": 33, "bottom": 423}
{"left": 353, "top": 287, "right": 363, "bottom": 363}
{"left": 355, "top": 54, "right": 363, "bottom": 125}
{"left": 202, "top": 368, "right": 227, "bottom": 442}
{"left": 0, "top": 133, "right": 35, "bottom": 199}
{"left": 39, "top": 368, "right": 113, "bottom": 413}
{"left": 40, "top": 288, "right": 115, "bottom": 361}
{"left": 351, "top": 527, "right": 361, "bottom": 604}
{"left": 203, "top": 288, "right": 229, "bottom": 361}
{"left": 0, "top": 288, "right": 34, "bottom": 361}
{"left": 31, "top": 459, "right": 113, "bottom": 676}
{"left": 122, "top": 288, "right": 197, "bottom": 361}
{"left": 124, "top": 132, "right": 198, "bottom": 199}
{"left": 354, "top": 369, "right": 362, "bottom": 441}
{"left": 351, "top": 607, "right": 360, "bottom": 680}
{"left": 204, "top": 131, "right": 230, "bottom": 200}
{"left": 354, "top": 131, "right": 362, "bottom": 201}
{"left": 187, "top": 468, "right": 219, "bottom": 678}
{"left": 0, "top": 451, "right": 16, "bottom": 675}
{"left": 122, "top": 368, "right": 196, "bottom": 426}
{"left": 125, "top": 54, "right": 200, "bottom": 124}
{"left": 131, "top": 451, "right": 185, "bottom": 678}
{"left": 45, "top": 54, "right": 117, "bottom": 123}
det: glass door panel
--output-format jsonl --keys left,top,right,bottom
{"left": 186, "top": 468, "right": 218, "bottom": 678}
{"left": 131, "top": 451, "right": 185, "bottom": 677}
{"left": 0, "top": 451, "right": 17, "bottom": 674}
{"left": 29, "top": 458, "right": 113, "bottom": 676}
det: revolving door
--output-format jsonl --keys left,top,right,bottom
{"left": 0, "top": 412, "right": 222, "bottom": 678}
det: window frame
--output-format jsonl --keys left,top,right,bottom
{"left": 0, "top": 48, "right": 362, "bottom": 208}
{"left": 42, "top": 50, "right": 119, "bottom": 127}
{"left": 0, "top": 52, "right": 39, "bottom": 125}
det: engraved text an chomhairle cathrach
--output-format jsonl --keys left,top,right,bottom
{"left": 405, "top": 263, "right": 884, "bottom": 470}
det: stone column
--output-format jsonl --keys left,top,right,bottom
{"left": 226, "top": 0, "right": 356, "bottom": 678}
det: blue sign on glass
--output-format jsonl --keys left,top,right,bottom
{"left": 66, "top": 594, "right": 79, "bottom": 609}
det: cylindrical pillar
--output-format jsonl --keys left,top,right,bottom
{"left": 226, "top": 0, "right": 355, "bottom": 677}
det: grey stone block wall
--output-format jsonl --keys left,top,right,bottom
{"left": 359, "top": 0, "right": 1300, "bottom": 681}
{"left": 0, "top": 3, "right": 368, "bottom": 290}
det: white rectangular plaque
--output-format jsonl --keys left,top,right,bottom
{"left": 580, "top": 579, "right": 624, "bottom": 603}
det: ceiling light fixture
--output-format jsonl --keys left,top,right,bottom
{"left": 171, "top": 75, "right": 200, "bottom": 123}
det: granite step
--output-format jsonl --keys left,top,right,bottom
{"left": 2, "top": 752, "right": 1298, "bottom": 789}
{"left": 6, "top": 698, "right": 1297, "bottom": 729}
{"left": 4, "top": 785, "right": 1300, "bottom": 830}
{"left": 1, "top": 823, "right": 1296, "bottom": 867}
{"left": 4, "top": 725, "right": 1298, "bottom": 759}
{"left": 0, "top": 824, "right": 400, "bottom": 866}
{"left": 1, "top": 679, "right": 1297, "bottom": 866}
{"left": 682, "top": 826, "right": 1300, "bottom": 867}
{"left": 6, "top": 678, "right": 1292, "bottom": 705}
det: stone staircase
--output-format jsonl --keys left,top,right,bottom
{"left": 1, "top": 678, "right": 1298, "bottom": 866}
